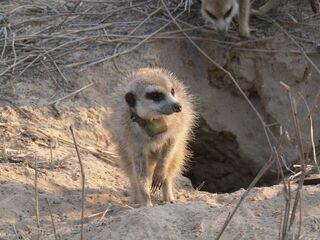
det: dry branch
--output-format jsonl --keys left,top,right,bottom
{"left": 0, "top": 98, "right": 32, "bottom": 120}
{"left": 70, "top": 126, "right": 85, "bottom": 240}
{"left": 281, "top": 82, "right": 306, "bottom": 235}
{"left": 48, "top": 83, "right": 93, "bottom": 105}
{"left": 34, "top": 128, "right": 115, "bottom": 162}
{"left": 274, "top": 147, "right": 291, "bottom": 240}
{"left": 51, "top": 0, "right": 83, "bottom": 33}
{"left": 298, "top": 92, "right": 320, "bottom": 173}
{"left": 45, "top": 198, "right": 58, "bottom": 240}
{"left": 99, "top": 204, "right": 111, "bottom": 221}
{"left": 12, "top": 225, "right": 19, "bottom": 240}
{"left": 34, "top": 157, "right": 40, "bottom": 239}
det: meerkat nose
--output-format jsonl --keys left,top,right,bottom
{"left": 172, "top": 103, "right": 182, "bottom": 113}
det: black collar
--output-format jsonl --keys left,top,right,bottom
{"left": 130, "top": 111, "right": 147, "bottom": 128}
{"left": 130, "top": 111, "right": 168, "bottom": 137}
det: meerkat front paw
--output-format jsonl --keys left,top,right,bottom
{"left": 239, "top": 26, "right": 251, "bottom": 38}
{"left": 141, "top": 198, "right": 153, "bottom": 207}
{"left": 151, "top": 176, "right": 164, "bottom": 193}
{"left": 151, "top": 169, "right": 165, "bottom": 193}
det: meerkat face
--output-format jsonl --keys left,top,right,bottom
{"left": 125, "top": 81, "right": 182, "bottom": 119}
{"left": 201, "top": 0, "right": 239, "bottom": 35}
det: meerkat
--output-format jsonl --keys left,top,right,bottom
{"left": 201, "top": 0, "right": 281, "bottom": 37}
{"left": 106, "top": 68, "right": 196, "bottom": 207}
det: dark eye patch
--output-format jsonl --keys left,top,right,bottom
{"left": 171, "top": 88, "right": 175, "bottom": 96}
{"left": 145, "top": 91, "right": 165, "bottom": 102}
{"left": 205, "top": 10, "right": 217, "bottom": 21}
{"left": 224, "top": 6, "right": 233, "bottom": 19}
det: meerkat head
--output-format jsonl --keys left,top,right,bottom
{"left": 201, "top": 0, "right": 239, "bottom": 35}
{"left": 124, "top": 68, "right": 182, "bottom": 120}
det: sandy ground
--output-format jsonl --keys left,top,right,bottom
{"left": 0, "top": 105, "right": 319, "bottom": 240}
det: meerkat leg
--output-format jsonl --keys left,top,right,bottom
{"left": 151, "top": 142, "right": 171, "bottom": 193}
{"left": 259, "top": 0, "right": 280, "bottom": 13}
{"left": 161, "top": 148, "right": 185, "bottom": 203}
{"left": 127, "top": 171, "right": 139, "bottom": 204}
{"left": 121, "top": 162, "right": 139, "bottom": 204}
{"left": 151, "top": 158, "right": 166, "bottom": 193}
{"left": 131, "top": 154, "right": 153, "bottom": 207}
{"left": 147, "top": 152, "right": 158, "bottom": 184}
{"left": 162, "top": 178, "right": 175, "bottom": 203}
{"left": 239, "top": 0, "right": 251, "bottom": 38}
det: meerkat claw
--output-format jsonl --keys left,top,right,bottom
{"left": 151, "top": 179, "right": 163, "bottom": 193}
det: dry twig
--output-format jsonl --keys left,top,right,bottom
{"left": 48, "top": 82, "right": 93, "bottom": 105}
{"left": 12, "top": 225, "right": 19, "bottom": 240}
{"left": 298, "top": 92, "right": 320, "bottom": 173}
{"left": 280, "top": 82, "right": 306, "bottom": 237}
{"left": 99, "top": 204, "right": 111, "bottom": 221}
{"left": 45, "top": 198, "right": 58, "bottom": 240}
{"left": 51, "top": 0, "right": 83, "bottom": 33}
{"left": 70, "top": 126, "right": 85, "bottom": 240}
{"left": 274, "top": 147, "right": 291, "bottom": 240}
{"left": 34, "top": 157, "right": 40, "bottom": 239}
{"left": 0, "top": 98, "right": 32, "bottom": 120}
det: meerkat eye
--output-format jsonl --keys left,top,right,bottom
{"left": 205, "top": 10, "right": 217, "bottom": 21}
{"left": 145, "top": 91, "right": 165, "bottom": 102}
{"left": 171, "top": 88, "right": 175, "bottom": 96}
{"left": 224, "top": 6, "right": 233, "bottom": 19}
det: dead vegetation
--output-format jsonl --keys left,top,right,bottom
{"left": 0, "top": 0, "right": 320, "bottom": 239}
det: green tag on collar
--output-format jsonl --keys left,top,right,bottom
{"left": 145, "top": 119, "right": 168, "bottom": 137}
{"left": 130, "top": 111, "right": 168, "bottom": 137}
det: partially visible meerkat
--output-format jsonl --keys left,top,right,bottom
{"left": 106, "top": 68, "right": 196, "bottom": 207}
{"left": 201, "top": 0, "right": 281, "bottom": 37}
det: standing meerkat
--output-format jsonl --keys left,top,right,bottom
{"left": 201, "top": 0, "right": 281, "bottom": 37}
{"left": 106, "top": 68, "right": 196, "bottom": 207}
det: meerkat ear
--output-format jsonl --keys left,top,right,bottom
{"left": 125, "top": 92, "right": 136, "bottom": 108}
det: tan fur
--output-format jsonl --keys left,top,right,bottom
{"left": 106, "top": 68, "right": 196, "bottom": 207}
{"left": 201, "top": 0, "right": 280, "bottom": 37}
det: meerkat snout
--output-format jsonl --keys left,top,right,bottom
{"left": 172, "top": 102, "right": 182, "bottom": 113}
{"left": 201, "top": 0, "right": 240, "bottom": 36}
{"left": 156, "top": 97, "right": 182, "bottom": 115}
